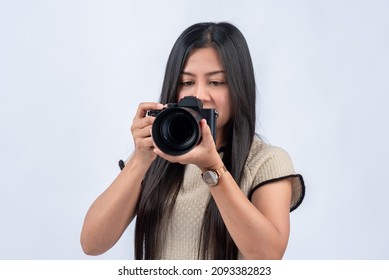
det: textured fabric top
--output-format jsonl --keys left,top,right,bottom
{"left": 159, "top": 136, "right": 305, "bottom": 259}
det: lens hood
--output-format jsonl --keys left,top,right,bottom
{"left": 152, "top": 107, "right": 202, "bottom": 155}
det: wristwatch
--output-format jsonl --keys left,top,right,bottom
{"left": 201, "top": 166, "right": 227, "bottom": 186}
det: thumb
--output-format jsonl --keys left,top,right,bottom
{"left": 200, "top": 119, "right": 214, "bottom": 141}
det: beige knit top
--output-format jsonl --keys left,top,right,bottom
{"left": 158, "top": 136, "right": 305, "bottom": 259}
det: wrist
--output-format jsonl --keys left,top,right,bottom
{"left": 199, "top": 160, "right": 225, "bottom": 173}
{"left": 127, "top": 154, "right": 154, "bottom": 170}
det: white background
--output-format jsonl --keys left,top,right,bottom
{"left": 0, "top": 0, "right": 388, "bottom": 259}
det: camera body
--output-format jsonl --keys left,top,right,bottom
{"left": 147, "top": 96, "right": 218, "bottom": 156}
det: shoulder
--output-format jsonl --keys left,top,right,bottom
{"left": 242, "top": 136, "right": 305, "bottom": 211}
{"left": 245, "top": 136, "right": 295, "bottom": 175}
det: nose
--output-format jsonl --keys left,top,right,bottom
{"left": 194, "top": 83, "right": 210, "bottom": 101}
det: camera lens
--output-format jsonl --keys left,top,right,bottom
{"left": 152, "top": 107, "right": 202, "bottom": 155}
{"left": 163, "top": 116, "right": 195, "bottom": 145}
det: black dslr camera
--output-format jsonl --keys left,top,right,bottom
{"left": 147, "top": 96, "right": 218, "bottom": 156}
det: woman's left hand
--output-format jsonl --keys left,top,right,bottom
{"left": 152, "top": 119, "right": 223, "bottom": 170}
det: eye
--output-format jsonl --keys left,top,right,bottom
{"left": 179, "top": 81, "right": 195, "bottom": 87}
{"left": 209, "top": 81, "right": 226, "bottom": 86}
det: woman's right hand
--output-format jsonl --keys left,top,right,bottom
{"left": 130, "top": 102, "right": 164, "bottom": 164}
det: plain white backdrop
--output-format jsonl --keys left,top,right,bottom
{"left": 1, "top": 0, "right": 388, "bottom": 259}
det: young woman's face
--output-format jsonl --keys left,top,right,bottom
{"left": 177, "top": 47, "right": 232, "bottom": 143}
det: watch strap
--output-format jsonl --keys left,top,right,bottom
{"left": 212, "top": 165, "right": 227, "bottom": 178}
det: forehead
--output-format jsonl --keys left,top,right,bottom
{"left": 182, "top": 47, "right": 224, "bottom": 73}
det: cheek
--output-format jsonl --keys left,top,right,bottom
{"left": 217, "top": 96, "right": 232, "bottom": 123}
{"left": 177, "top": 92, "right": 186, "bottom": 102}
{"left": 177, "top": 92, "right": 184, "bottom": 101}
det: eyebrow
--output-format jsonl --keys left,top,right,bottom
{"left": 181, "top": 70, "right": 225, "bottom": 76}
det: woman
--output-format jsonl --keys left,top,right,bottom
{"left": 81, "top": 22, "right": 305, "bottom": 260}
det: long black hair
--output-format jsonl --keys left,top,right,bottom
{"left": 135, "top": 22, "right": 256, "bottom": 259}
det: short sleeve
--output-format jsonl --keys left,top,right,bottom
{"left": 245, "top": 139, "right": 305, "bottom": 212}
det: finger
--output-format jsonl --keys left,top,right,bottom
{"left": 134, "top": 102, "right": 164, "bottom": 120}
{"left": 200, "top": 119, "right": 214, "bottom": 143}
{"left": 132, "top": 126, "right": 153, "bottom": 139}
{"left": 131, "top": 115, "right": 154, "bottom": 132}
{"left": 136, "top": 137, "right": 155, "bottom": 151}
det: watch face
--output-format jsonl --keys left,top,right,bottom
{"left": 202, "top": 170, "right": 218, "bottom": 186}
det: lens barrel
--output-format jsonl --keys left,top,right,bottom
{"left": 152, "top": 107, "right": 202, "bottom": 155}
